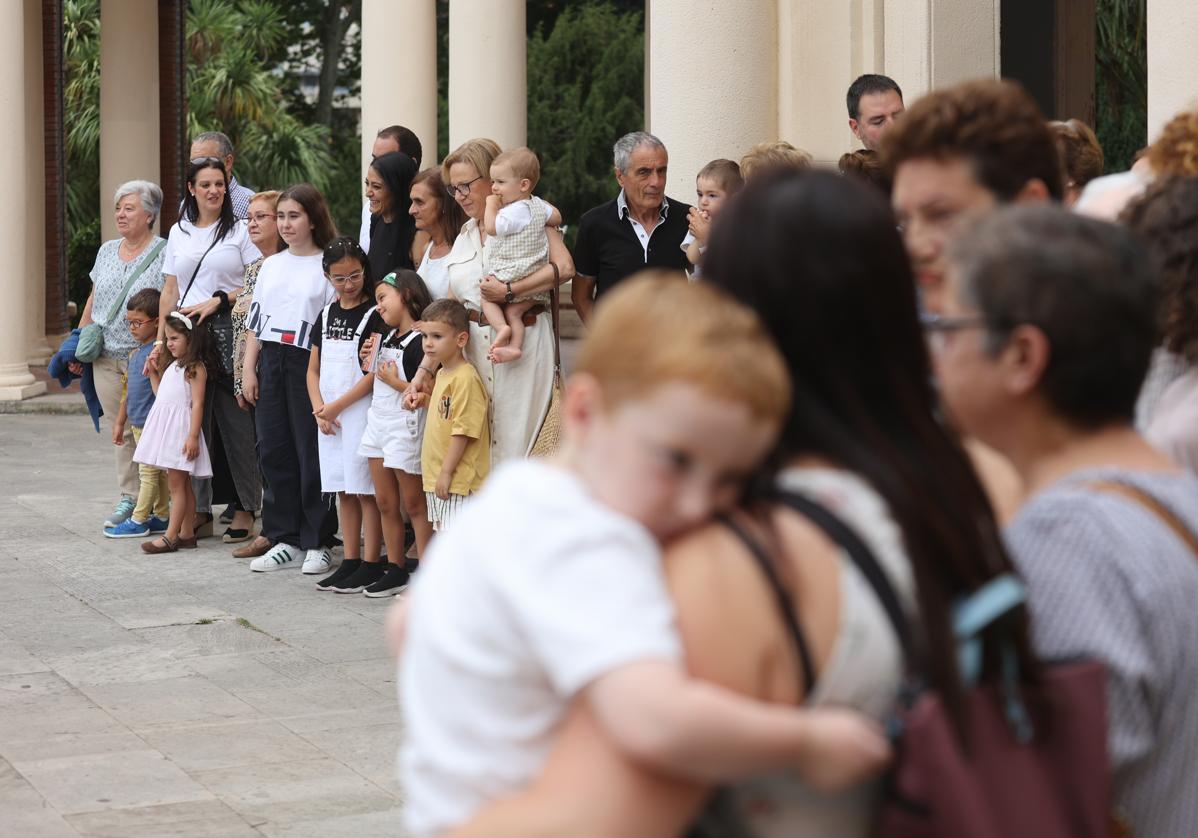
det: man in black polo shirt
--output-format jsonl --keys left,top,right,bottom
{"left": 571, "top": 131, "right": 691, "bottom": 324}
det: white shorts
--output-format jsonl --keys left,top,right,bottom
{"left": 358, "top": 408, "right": 425, "bottom": 474}
{"left": 425, "top": 492, "right": 471, "bottom": 532}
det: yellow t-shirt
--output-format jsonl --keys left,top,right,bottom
{"left": 421, "top": 361, "right": 491, "bottom": 495}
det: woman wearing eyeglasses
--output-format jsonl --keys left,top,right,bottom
{"left": 429, "top": 138, "right": 574, "bottom": 464}
{"left": 365, "top": 151, "right": 421, "bottom": 279}
{"left": 75, "top": 180, "right": 169, "bottom": 532}
{"left": 154, "top": 157, "right": 261, "bottom": 540}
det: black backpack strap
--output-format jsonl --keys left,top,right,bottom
{"left": 774, "top": 491, "right": 914, "bottom": 664}
{"left": 720, "top": 514, "right": 817, "bottom": 696}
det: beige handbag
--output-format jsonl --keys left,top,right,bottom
{"left": 529, "top": 269, "right": 564, "bottom": 458}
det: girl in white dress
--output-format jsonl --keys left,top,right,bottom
{"left": 135, "top": 311, "right": 214, "bottom": 554}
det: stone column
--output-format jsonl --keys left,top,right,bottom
{"left": 883, "top": 0, "right": 1000, "bottom": 102}
{"left": 448, "top": 0, "right": 526, "bottom": 151}
{"left": 25, "top": 0, "right": 50, "bottom": 364}
{"left": 646, "top": 0, "right": 777, "bottom": 197}
{"left": 0, "top": 0, "right": 43, "bottom": 399}
{"left": 1148, "top": 0, "right": 1198, "bottom": 140}
{"left": 99, "top": 0, "right": 160, "bottom": 242}
{"left": 362, "top": 0, "right": 438, "bottom": 174}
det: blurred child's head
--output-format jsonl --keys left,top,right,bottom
{"left": 420, "top": 299, "right": 470, "bottom": 366}
{"left": 164, "top": 311, "right": 216, "bottom": 378}
{"left": 125, "top": 288, "right": 160, "bottom": 344}
{"left": 376, "top": 269, "right": 433, "bottom": 328}
{"left": 322, "top": 236, "right": 373, "bottom": 305}
{"left": 566, "top": 273, "right": 790, "bottom": 541}
{"left": 490, "top": 147, "right": 540, "bottom": 206}
{"left": 695, "top": 159, "right": 743, "bottom": 219}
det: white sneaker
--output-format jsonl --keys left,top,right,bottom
{"left": 250, "top": 543, "right": 300, "bottom": 572}
{"left": 301, "top": 548, "right": 334, "bottom": 575}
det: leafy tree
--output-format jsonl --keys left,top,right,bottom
{"left": 1096, "top": 0, "right": 1147, "bottom": 172}
{"left": 527, "top": 2, "right": 644, "bottom": 239}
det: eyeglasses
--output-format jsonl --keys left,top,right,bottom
{"left": 329, "top": 270, "right": 365, "bottom": 285}
{"left": 248, "top": 212, "right": 273, "bottom": 224}
{"left": 921, "top": 312, "right": 989, "bottom": 354}
{"left": 446, "top": 175, "right": 483, "bottom": 198}
{"left": 125, "top": 317, "right": 158, "bottom": 329}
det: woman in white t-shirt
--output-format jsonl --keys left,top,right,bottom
{"left": 241, "top": 184, "right": 340, "bottom": 575}
{"left": 152, "top": 158, "right": 261, "bottom": 540}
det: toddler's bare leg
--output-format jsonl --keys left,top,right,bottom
{"left": 481, "top": 299, "right": 512, "bottom": 348}
{"left": 490, "top": 300, "right": 536, "bottom": 364}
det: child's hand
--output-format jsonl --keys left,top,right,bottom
{"left": 316, "top": 417, "right": 337, "bottom": 435}
{"left": 144, "top": 344, "right": 161, "bottom": 375}
{"left": 687, "top": 207, "right": 711, "bottom": 246}
{"left": 359, "top": 334, "right": 377, "bottom": 369}
{"left": 485, "top": 194, "right": 502, "bottom": 209}
{"left": 435, "top": 471, "right": 452, "bottom": 500}
{"left": 790, "top": 707, "right": 892, "bottom": 793}
{"left": 112, "top": 422, "right": 125, "bottom": 446}
{"left": 315, "top": 400, "right": 342, "bottom": 423}
{"left": 377, "top": 360, "right": 403, "bottom": 390}
{"left": 182, "top": 434, "right": 200, "bottom": 461}
{"left": 404, "top": 390, "right": 429, "bottom": 411}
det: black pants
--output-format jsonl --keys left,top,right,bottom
{"left": 255, "top": 341, "right": 337, "bottom": 550}
{"left": 196, "top": 381, "right": 262, "bottom": 514}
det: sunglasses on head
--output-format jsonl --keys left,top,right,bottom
{"left": 190, "top": 156, "right": 224, "bottom": 167}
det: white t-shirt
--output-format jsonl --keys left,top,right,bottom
{"left": 247, "top": 251, "right": 335, "bottom": 350}
{"left": 164, "top": 218, "right": 260, "bottom": 308}
{"left": 400, "top": 459, "right": 682, "bottom": 836}
{"left": 493, "top": 196, "right": 556, "bottom": 237}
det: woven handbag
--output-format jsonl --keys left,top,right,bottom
{"left": 529, "top": 271, "right": 564, "bottom": 458}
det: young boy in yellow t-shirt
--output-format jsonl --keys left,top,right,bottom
{"left": 416, "top": 299, "right": 490, "bottom": 531}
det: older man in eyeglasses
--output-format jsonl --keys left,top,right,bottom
{"left": 189, "top": 131, "right": 255, "bottom": 219}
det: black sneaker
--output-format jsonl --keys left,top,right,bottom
{"left": 364, "top": 563, "right": 410, "bottom": 598}
{"left": 316, "top": 558, "right": 361, "bottom": 591}
{"left": 404, "top": 557, "right": 420, "bottom": 575}
{"left": 331, "top": 560, "right": 386, "bottom": 594}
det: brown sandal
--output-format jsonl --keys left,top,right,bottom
{"left": 141, "top": 536, "right": 178, "bottom": 554}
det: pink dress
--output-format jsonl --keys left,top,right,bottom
{"left": 133, "top": 362, "right": 213, "bottom": 476}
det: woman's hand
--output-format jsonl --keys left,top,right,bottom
{"left": 144, "top": 344, "right": 162, "bottom": 375}
{"left": 181, "top": 297, "right": 221, "bottom": 324}
{"left": 236, "top": 394, "right": 250, "bottom": 411}
{"left": 376, "top": 360, "right": 403, "bottom": 390}
{"left": 242, "top": 369, "right": 259, "bottom": 405}
{"left": 479, "top": 274, "right": 507, "bottom": 303}
{"left": 68, "top": 361, "right": 84, "bottom": 376}
{"left": 182, "top": 433, "right": 200, "bottom": 461}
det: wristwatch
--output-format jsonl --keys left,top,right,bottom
{"left": 504, "top": 281, "right": 514, "bottom": 304}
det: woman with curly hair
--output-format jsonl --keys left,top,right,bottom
{"left": 1123, "top": 175, "right": 1198, "bottom": 468}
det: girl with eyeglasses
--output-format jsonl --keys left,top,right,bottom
{"left": 304, "top": 238, "right": 389, "bottom": 594}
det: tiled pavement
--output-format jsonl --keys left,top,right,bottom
{"left": 0, "top": 414, "right": 408, "bottom": 837}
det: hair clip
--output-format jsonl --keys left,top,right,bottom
{"left": 168, "top": 311, "right": 194, "bottom": 330}
{"left": 381, "top": 272, "right": 399, "bottom": 288}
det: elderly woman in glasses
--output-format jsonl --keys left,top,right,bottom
{"left": 425, "top": 138, "right": 573, "bottom": 464}
{"left": 76, "top": 180, "right": 169, "bottom": 531}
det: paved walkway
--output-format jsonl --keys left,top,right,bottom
{"left": 0, "top": 414, "right": 408, "bottom": 837}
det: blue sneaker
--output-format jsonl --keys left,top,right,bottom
{"left": 147, "top": 516, "right": 169, "bottom": 534}
{"left": 104, "top": 518, "right": 151, "bottom": 539}
{"left": 104, "top": 496, "right": 136, "bottom": 528}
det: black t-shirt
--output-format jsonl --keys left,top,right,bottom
{"left": 366, "top": 323, "right": 425, "bottom": 381}
{"left": 573, "top": 195, "right": 691, "bottom": 297}
{"left": 311, "top": 300, "right": 384, "bottom": 356}
{"left": 368, "top": 214, "right": 416, "bottom": 278}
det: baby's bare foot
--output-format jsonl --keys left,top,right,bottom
{"left": 490, "top": 345, "right": 523, "bottom": 364}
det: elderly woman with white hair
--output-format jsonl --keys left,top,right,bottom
{"left": 76, "top": 180, "right": 169, "bottom": 530}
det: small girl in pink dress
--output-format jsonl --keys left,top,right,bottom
{"left": 135, "top": 311, "right": 214, "bottom": 554}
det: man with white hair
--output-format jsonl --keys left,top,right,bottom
{"left": 189, "top": 130, "right": 254, "bottom": 219}
{"left": 571, "top": 132, "right": 691, "bottom": 324}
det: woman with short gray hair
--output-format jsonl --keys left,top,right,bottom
{"left": 74, "top": 180, "right": 169, "bottom": 530}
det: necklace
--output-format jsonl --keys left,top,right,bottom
{"left": 120, "top": 233, "right": 154, "bottom": 261}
